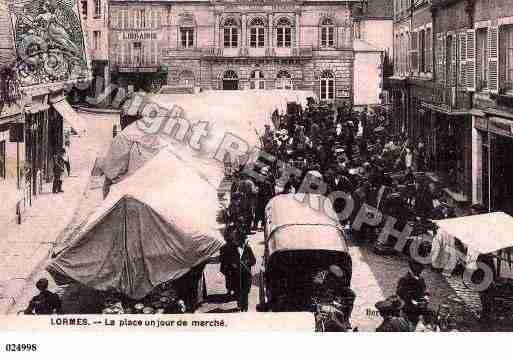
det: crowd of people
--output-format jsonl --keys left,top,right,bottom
{"left": 227, "top": 98, "right": 451, "bottom": 251}
{"left": 219, "top": 98, "right": 465, "bottom": 331}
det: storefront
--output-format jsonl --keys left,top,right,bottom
{"left": 474, "top": 110, "right": 513, "bottom": 215}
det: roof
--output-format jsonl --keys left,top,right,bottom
{"left": 434, "top": 212, "right": 513, "bottom": 254}
{"left": 265, "top": 194, "right": 348, "bottom": 255}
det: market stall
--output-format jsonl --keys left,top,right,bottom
{"left": 47, "top": 150, "right": 225, "bottom": 311}
{"left": 432, "top": 212, "right": 513, "bottom": 320}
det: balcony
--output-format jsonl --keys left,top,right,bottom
{"left": 428, "top": 85, "right": 471, "bottom": 113}
{"left": 113, "top": 62, "right": 162, "bottom": 74}
{"left": 200, "top": 46, "right": 313, "bottom": 59}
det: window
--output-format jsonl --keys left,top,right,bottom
{"left": 139, "top": 9, "right": 146, "bottom": 29}
{"left": 93, "top": 31, "right": 101, "bottom": 50}
{"left": 81, "top": 1, "right": 87, "bottom": 17}
{"left": 426, "top": 28, "right": 432, "bottom": 73}
{"left": 320, "top": 18, "right": 335, "bottom": 48}
{"left": 223, "top": 18, "right": 238, "bottom": 48}
{"left": 250, "top": 70, "right": 265, "bottom": 90}
{"left": 276, "top": 18, "right": 292, "bottom": 48}
{"left": 477, "top": 28, "right": 489, "bottom": 90}
{"left": 94, "top": 0, "right": 101, "bottom": 17}
{"left": 319, "top": 70, "right": 334, "bottom": 100}
{"left": 124, "top": 43, "right": 131, "bottom": 64}
{"left": 276, "top": 70, "right": 293, "bottom": 89}
{"left": 249, "top": 18, "right": 265, "bottom": 48}
{"left": 180, "top": 28, "right": 194, "bottom": 48}
{"left": 501, "top": 26, "right": 513, "bottom": 91}
{"left": 133, "top": 42, "right": 141, "bottom": 64}
{"left": 419, "top": 30, "right": 426, "bottom": 73}
{"left": 354, "top": 21, "right": 361, "bottom": 40}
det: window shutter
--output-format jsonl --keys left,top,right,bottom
{"left": 452, "top": 35, "right": 457, "bottom": 87}
{"left": 466, "top": 29, "right": 476, "bottom": 91}
{"left": 459, "top": 31, "right": 467, "bottom": 89}
{"left": 410, "top": 31, "right": 418, "bottom": 74}
{"left": 488, "top": 26, "right": 499, "bottom": 94}
{"left": 436, "top": 33, "right": 445, "bottom": 84}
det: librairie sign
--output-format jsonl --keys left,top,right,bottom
{"left": 120, "top": 31, "right": 158, "bottom": 41}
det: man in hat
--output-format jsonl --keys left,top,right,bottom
{"left": 24, "top": 278, "right": 62, "bottom": 315}
{"left": 311, "top": 265, "right": 356, "bottom": 331}
{"left": 220, "top": 227, "right": 256, "bottom": 311}
{"left": 396, "top": 259, "right": 430, "bottom": 326}
{"left": 253, "top": 167, "right": 275, "bottom": 231}
{"left": 375, "top": 295, "right": 411, "bottom": 332}
{"left": 52, "top": 149, "right": 66, "bottom": 193}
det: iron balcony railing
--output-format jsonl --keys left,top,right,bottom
{"left": 430, "top": 85, "right": 470, "bottom": 112}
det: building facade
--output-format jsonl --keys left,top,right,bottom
{"left": 79, "top": 0, "right": 110, "bottom": 102}
{"left": 467, "top": 0, "right": 513, "bottom": 215}
{"left": 352, "top": 0, "right": 393, "bottom": 106}
{"left": 108, "top": 0, "right": 362, "bottom": 104}
{"left": 384, "top": 0, "right": 513, "bottom": 215}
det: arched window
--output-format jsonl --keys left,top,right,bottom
{"left": 223, "top": 18, "right": 238, "bottom": 48}
{"left": 250, "top": 70, "right": 265, "bottom": 90}
{"left": 276, "top": 18, "right": 292, "bottom": 48}
{"left": 320, "top": 18, "right": 335, "bottom": 48}
{"left": 249, "top": 18, "right": 265, "bottom": 48}
{"left": 276, "top": 70, "right": 293, "bottom": 90}
{"left": 319, "top": 70, "right": 334, "bottom": 100}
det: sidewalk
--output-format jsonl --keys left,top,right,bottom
{"left": 0, "top": 112, "right": 114, "bottom": 314}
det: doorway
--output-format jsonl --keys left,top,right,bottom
{"left": 222, "top": 70, "right": 238, "bottom": 90}
{"left": 491, "top": 135, "right": 513, "bottom": 215}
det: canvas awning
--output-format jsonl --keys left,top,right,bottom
{"left": 47, "top": 149, "right": 224, "bottom": 299}
{"left": 434, "top": 212, "right": 513, "bottom": 254}
{"left": 51, "top": 98, "right": 86, "bottom": 135}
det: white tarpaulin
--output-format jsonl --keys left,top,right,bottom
{"left": 434, "top": 212, "right": 513, "bottom": 254}
{"left": 51, "top": 98, "right": 87, "bottom": 135}
{"left": 47, "top": 149, "right": 225, "bottom": 299}
{"left": 102, "top": 90, "right": 315, "bottom": 186}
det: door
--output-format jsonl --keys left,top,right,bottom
{"left": 222, "top": 70, "right": 238, "bottom": 90}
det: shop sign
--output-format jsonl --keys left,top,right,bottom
{"left": 475, "top": 116, "right": 513, "bottom": 139}
{"left": 118, "top": 67, "right": 158, "bottom": 73}
{"left": 121, "top": 32, "right": 158, "bottom": 41}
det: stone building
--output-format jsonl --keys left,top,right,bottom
{"left": 352, "top": 0, "right": 393, "bottom": 106}
{"left": 384, "top": 0, "right": 513, "bottom": 214}
{"left": 79, "top": 0, "right": 110, "bottom": 102}
{"left": 108, "top": 0, "right": 362, "bottom": 104}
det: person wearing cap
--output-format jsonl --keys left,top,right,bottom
{"left": 375, "top": 295, "right": 411, "bottom": 332}
{"left": 24, "top": 278, "right": 62, "bottom": 315}
{"left": 253, "top": 167, "right": 275, "bottom": 231}
{"left": 396, "top": 259, "right": 430, "bottom": 326}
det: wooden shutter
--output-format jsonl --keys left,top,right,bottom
{"left": 459, "top": 31, "right": 467, "bottom": 89}
{"left": 466, "top": 29, "right": 476, "bottom": 91}
{"left": 451, "top": 35, "right": 457, "bottom": 86}
{"left": 488, "top": 26, "right": 499, "bottom": 94}
{"left": 436, "top": 33, "right": 443, "bottom": 83}
{"left": 410, "top": 31, "right": 418, "bottom": 74}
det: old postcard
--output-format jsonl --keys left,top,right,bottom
{"left": 1, "top": 0, "right": 513, "bottom": 347}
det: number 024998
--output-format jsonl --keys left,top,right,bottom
{"left": 5, "top": 344, "right": 38, "bottom": 352}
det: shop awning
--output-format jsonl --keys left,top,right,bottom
{"left": 51, "top": 98, "right": 86, "bottom": 135}
{"left": 434, "top": 212, "right": 513, "bottom": 254}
